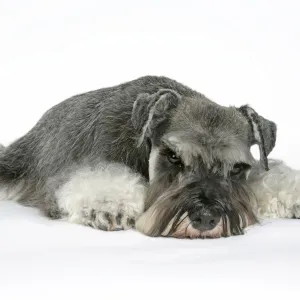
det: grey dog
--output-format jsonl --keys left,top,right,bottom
{"left": 0, "top": 76, "right": 284, "bottom": 238}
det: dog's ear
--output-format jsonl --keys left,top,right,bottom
{"left": 131, "top": 89, "right": 181, "bottom": 146}
{"left": 237, "top": 105, "right": 277, "bottom": 171}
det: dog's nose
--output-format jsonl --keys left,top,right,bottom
{"left": 189, "top": 212, "right": 221, "bottom": 232}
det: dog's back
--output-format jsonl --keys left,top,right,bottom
{"left": 0, "top": 76, "right": 201, "bottom": 189}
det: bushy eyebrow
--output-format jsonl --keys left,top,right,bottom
{"left": 159, "top": 141, "right": 184, "bottom": 161}
{"left": 160, "top": 139, "right": 177, "bottom": 153}
{"left": 161, "top": 133, "right": 256, "bottom": 170}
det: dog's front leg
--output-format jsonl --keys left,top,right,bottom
{"left": 54, "top": 163, "right": 147, "bottom": 231}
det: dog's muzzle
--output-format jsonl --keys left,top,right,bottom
{"left": 136, "top": 175, "right": 255, "bottom": 239}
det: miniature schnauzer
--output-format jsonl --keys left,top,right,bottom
{"left": 0, "top": 76, "right": 298, "bottom": 238}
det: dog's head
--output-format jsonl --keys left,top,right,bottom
{"left": 131, "top": 89, "right": 277, "bottom": 238}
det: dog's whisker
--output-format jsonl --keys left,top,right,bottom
{"left": 174, "top": 213, "right": 189, "bottom": 232}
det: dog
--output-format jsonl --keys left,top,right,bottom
{"left": 0, "top": 76, "right": 299, "bottom": 238}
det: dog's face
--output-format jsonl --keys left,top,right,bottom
{"left": 132, "top": 89, "right": 276, "bottom": 238}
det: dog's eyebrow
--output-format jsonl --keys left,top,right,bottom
{"left": 162, "top": 134, "right": 256, "bottom": 167}
{"left": 161, "top": 135, "right": 208, "bottom": 166}
{"left": 216, "top": 144, "right": 256, "bottom": 167}
{"left": 160, "top": 138, "right": 179, "bottom": 153}
{"left": 159, "top": 141, "right": 183, "bottom": 160}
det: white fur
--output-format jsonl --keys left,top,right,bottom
{"left": 55, "top": 163, "right": 147, "bottom": 230}
{"left": 137, "top": 103, "right": 156, "bottom": 147}
{"left": 249, "top": 159, "right": 300, "bottom": 219}
{"left": 148, "top": 147, "right": 159, "bottom": 182}
{"left": 248, "top": 110, "right": 262, "bottom": 144}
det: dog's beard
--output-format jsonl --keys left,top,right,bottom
{"left": 136, "top": 174, "right": 257, "bottom": 239}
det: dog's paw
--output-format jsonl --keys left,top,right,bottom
{"left": 292, "top": 205, "right": 300, "bottom": 219}
{"left": 66, "top": 201, "right": 141, "bottom": 231}
{"left": 80, "top": 206, "right": 137, "bottom": 231}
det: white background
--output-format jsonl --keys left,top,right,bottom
{"left": 0, "top": 0, "right": 300, "bottom": 167}
{"left": 0, "top": 1, "right": 300, "bottom": 300}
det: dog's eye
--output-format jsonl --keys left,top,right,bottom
{"left": 231, "top": 165, "right": 243, "bottom": 175}
{"left": 167, "top": 151, "right": 182, "bottom": 165}
{"left": 230, "top": 163, "right": 250, "bottom": 177}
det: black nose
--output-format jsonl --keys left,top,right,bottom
{"left": 189, "top": 212, "right": 221, "bottom": 232}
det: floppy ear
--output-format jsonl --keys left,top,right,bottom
{"left": 237, "top": 105, "right": 277, "bottom": 171}
{"left": 131, "top": 89, "right": 181, "bottom": 146}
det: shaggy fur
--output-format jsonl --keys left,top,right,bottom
{"left": 0, "top": 75, "right": 297, "bottom": 239}
{"left": 249, "top": 160, "right": 300, "bottom": 219}
{"left": 55, "top": 162, "right": 146, "bottom": 230}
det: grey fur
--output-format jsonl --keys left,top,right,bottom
{"left": 0, "top": 76, "right": 277, "bottom": 237}
{"left": 0, "top": 144, "right": 4, "bottom": 154}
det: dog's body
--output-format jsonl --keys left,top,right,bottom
{"left": 0, "top": 76, "right": 298, "bottom": 238}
